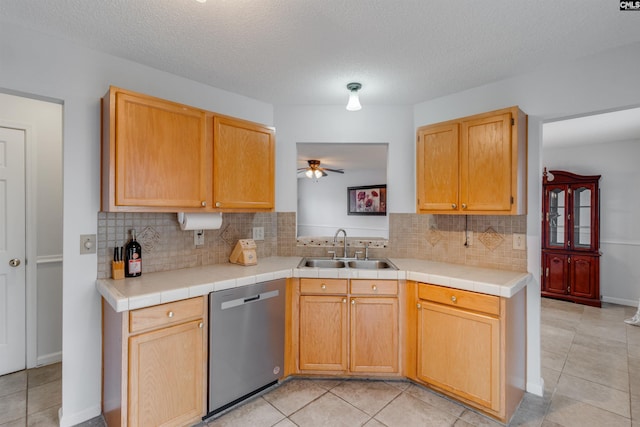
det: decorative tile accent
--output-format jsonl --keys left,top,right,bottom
{"left": 426, "top": 226, "right": 443, "bottom": 247}
{"left": 478, "top": 226, "right": 504, "bottom": 251}
{"left": 138, "top": 226, "right": 160, "bottom": 253}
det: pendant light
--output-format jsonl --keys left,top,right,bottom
{"left": 346, "top": 82, "right": 362, "bottom": 111}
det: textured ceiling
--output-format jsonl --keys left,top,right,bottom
{"left": 2, "top": 0, "right": 640, "bottom": 107}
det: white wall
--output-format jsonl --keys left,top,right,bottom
{"left": 297, "top": 168, "right": 388, "bottom": 238}
{"left": 275, "top": 105, "right": 415, "bottom": 214}
{"left": 0, "top": 21, "right": 273, "bottom": 426}
{"left": 543, "top": 139, "right": 640, "bottom": 305}
{"left": 0, "top": 93, "right": 63, "bottom": 366}
{"left": 414, "top": 41, "right": 640, "bottom": 396}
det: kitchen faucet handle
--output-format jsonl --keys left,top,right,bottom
{"left": 354, "top": 251, "right": 363, "bottom": 260}
{"left": 327, "top": 250, "right": 336, "bottom": 259}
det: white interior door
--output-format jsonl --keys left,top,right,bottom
{"left": 0, "top": 126, "right": 26, "bottom": 376}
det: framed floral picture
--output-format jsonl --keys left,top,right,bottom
{"left": 347, "top": 184, "right": 387, "bottom": 215}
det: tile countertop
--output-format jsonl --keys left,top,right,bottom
{"left": 96, "top": 256, "right": 532, "bottom": 313}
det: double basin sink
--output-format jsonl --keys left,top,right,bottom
{"left": 298, "top": 257, "right": 398, "bottom": 270}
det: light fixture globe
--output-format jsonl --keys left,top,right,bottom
{"left": 346, "top": 82, "right": 362, "bottom": 111}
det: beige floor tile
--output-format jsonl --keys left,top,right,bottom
{"left": 26, "top": 407, "right": 58, "bottom": 427}
{"left": 207, "top": 397, "right": 284, "bottom": 427}
{"left": 458, "top": 409, "right": 504, "bottom": 426}
{"left": 329, "top": 380, "right": 401, "bottom": 416}
{"left": 582, "top": 303, "right": 630, "bottom": 323}
{"left": 0, "top": 371, "right": 27, "bottom": 398}
{"left": 563, "top": 343, "right": 629, "bottom": 391}
{"left": 544, "top": 394, "right": 630, "bottom": 427}
{"left": 384, "top": 379, "right": 411, "bottom": 391}
{"left": 541, "top": 349, "right": 567, "bottom": 371}
{"left": 555, "top": 373, "right": 630, "bottom": 418}
{"left": 404, "top": 383, "right": 466, "bottom": 417}
{"left": 374, "top": 393, "right": 457, "bottom": 427}
{"left": 289, "top": 392, "right": 370, "bottom": 427}
{"left": 572, "top": 332, "right": 628, "bottom": 353}
{"left": 507, "top": 408, "right": 544, "bottom": 427}
{"left": 363, "top": 418, "right": 386, "bottom": 427}
{"left": 628, "top": 325, "right": 640, "bottom": 347}
{"left": 262, "top": 379, "right": 326, "bottom": 416}
{"left": 0, "top": 391, "right": 27, "bottom": 425}
{"left": 577, "top": 318, "right": 628, "bottom": 343}
{"left": 26, "top": 380, "right": 60, "bottom": 415}
{"left": 541, "top": 325, "right": 575, "bottom": 356}
{"left": 541, "top": 367, "right": 561, "bottom": 396}
{"left": 272, "top": 419, "right": 297, "bottom": 427}
{"left": 307, "top": 378, "right": 343, "bottom": 390}
{"left": 26, "top": 364, "right": 61, "bottom": 389}
{"left": 518, "top": 393, "right": 551, "bottom": 415}
{"left": 0, "top": 417, "right": 26, "bottom": 427}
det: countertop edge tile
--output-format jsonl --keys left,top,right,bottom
{"left": 97, "top": 257, "right": 531, "bottom": 312}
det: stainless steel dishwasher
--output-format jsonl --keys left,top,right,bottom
{"left": 207, "top": 278, "right": 285, "bottom": 417}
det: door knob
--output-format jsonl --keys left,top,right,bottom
{"left": 9, "top": 258, "right": 21, "bottom": 267}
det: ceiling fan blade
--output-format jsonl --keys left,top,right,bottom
{"left": 322, "top": 168, "right": 344, "bottom": 174}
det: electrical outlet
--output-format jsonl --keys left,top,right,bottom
{"left": 80, "top": 234, "right": 96, "bottom": 254}
{"left": 194, "top": 230, "right": 205, "bottom": 246}
{"left": 513, "top": 233, "right": 526, "bottom": 250}
{"left": 253, "top": 227, "right": 264, "bottom": 241}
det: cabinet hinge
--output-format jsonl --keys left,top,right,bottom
{"left": 511, "top": 118, "right": 515, "bottom": 126}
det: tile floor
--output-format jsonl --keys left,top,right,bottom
{"left": 1, "top": 298, "right": 638, "bottom": 426}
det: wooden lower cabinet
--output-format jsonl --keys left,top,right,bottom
{"left": 103, "top": 296, "right": 208, "bottom": 427}
{"left": 408, "top": 282, "right": 526, "bottom": 423}
{"left": 294, "top": 278, "right": 400, "bottom": 376}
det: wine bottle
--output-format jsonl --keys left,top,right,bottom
{"left": 125, "top": 229, "right": 142, "bottom": 277}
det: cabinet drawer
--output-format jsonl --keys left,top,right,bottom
{"left": 300, "top": 278, "right": 347, "bottom": 295}
{"left": 418, "top": 283, "right": 499, "bottom": 316}
{"left": 129, "top": 297, "right": 204, "bottom": 333}
{"left": 350, "top": 280, "right": 398, "bottom": 296}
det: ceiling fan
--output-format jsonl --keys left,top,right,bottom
{"left": 297, "top": 159, "right": 344, "bottom": 179}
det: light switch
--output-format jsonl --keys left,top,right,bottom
{"left": 513, "top": 233, "right": 526, "bottom": 250}
{"left": 80, "top": 234, "right": 96, "bottom": 254}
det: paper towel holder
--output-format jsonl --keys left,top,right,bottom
{"left": 176, "top": 212, "right": 223, "bottom": 230}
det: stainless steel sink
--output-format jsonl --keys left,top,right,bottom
{"left": 298, "top": 258, "right": 346, "bottom": 268}
{"left": 297, "top": 257, "right": 397, "bottom": 270}
{"left": 347, "top": 259, "right": 398, "bottom": 270}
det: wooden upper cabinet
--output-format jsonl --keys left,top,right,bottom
{"left": 212, "top": 116, "right": 275, "bottom": 211}
{"left": 416, "top": 106, "right": 527, "bottom": 215}
{"left": 101, "top": 86, "right": 276, "bottom": 212}
{"left": 102, "top": 86, "right": 210, "bottom": 211}
{"left": 417, "top": 123, "right": 459, "bottom": 212}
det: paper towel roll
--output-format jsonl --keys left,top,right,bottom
{"left": 177, "top": 212, "right": 223, "bottom": 230}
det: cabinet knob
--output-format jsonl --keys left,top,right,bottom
{"left": 198, "top": 322, "right": 203, "bottom": 329}
{"left": 321, "top": 283, "right": 326, "bottom": 290}
{"left": 416, "top": 303, "right": 421, "bottom": 309}
{"left": 451, "top": 296, "right": 457, "bottom": 303}
{"left": 215, "top": 202, "right": 221, "bottom": 207}
{"left": 342, "top": 298, "right": 347, "bottom": 303}
{"left": 452, "top": 203, "right": 457, "bottom": 209}
{"left": 201, "top": 201, "right": 207, "bottom": 207}
{"left": 372, "top": 285, "right": 377, "bottom": 291}
{"left": 167, "top": 311, "right": 174, "bottom": 318}
{"left": 351, "top": 299, "right": 355, "bottom": 305}
{"left": 462, "top": 203, "right": 467, "bottom": 209}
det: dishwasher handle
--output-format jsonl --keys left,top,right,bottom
{"left": 244, "top": 294, "right": 261, "bottom": 303}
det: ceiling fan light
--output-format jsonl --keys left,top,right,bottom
{"left": 346, "top": 82, "right": 362, "bottom": 111}
{"left": 305, "top": 169, "right": 313, "bottom": 178}
{"left": 314, "top": 169, "right": 323, "bottom": 179}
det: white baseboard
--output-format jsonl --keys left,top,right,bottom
{"left": 36, "top": 351, "right": 62, "bottom": 367}
{"left": 526, "top": 378, "right": 544, "bottom": 397}
{"left": 601, "top": 296, "right": 638, "bottom": 307}
{"left": 58, "top": 404, "right": 102, "bottom": 427}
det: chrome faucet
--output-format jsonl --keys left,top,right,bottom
{"left": 333, "top": 228, "right": 348, "bottom": 259}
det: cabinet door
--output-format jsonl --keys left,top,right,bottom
{"left": 542, "top": 253, "right": 569, "bottom": 295}
{"left": 460, "top": 112, "right": 513, "bottom": 212}
{"left": 212, "top": 116, "right": 275, "bottom": 210}
{"left": 128, "top": 320, "right": 204, "bottom": 427}
{"left": 417, "top": 301, "right": 500, "bottom": 411}
{"left": 416, "top": 123, "right": 459, "bottom": 212}
{"left": 544, "top": 184, "right": 569, "bottom": 249}
{"left": 112, "top": 90, "right": 209, "bottom": 209}
{"left": 570, "top": 183, "right": 598, "bottom": 251}
{"left": 350, "top": 297, "right": 398, "bottom": 373}
{"left": 570, "top": 255, "right": 599, "bottom": 299}
{"left": 299, "top": 295, "right": 348, "bottom": 372}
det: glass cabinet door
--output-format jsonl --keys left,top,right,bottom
{"left": 572, "top": 185, "right": 593, "bottom": 250}
{"left": 547, "top": 186, "right": 567, "bottom": 248}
